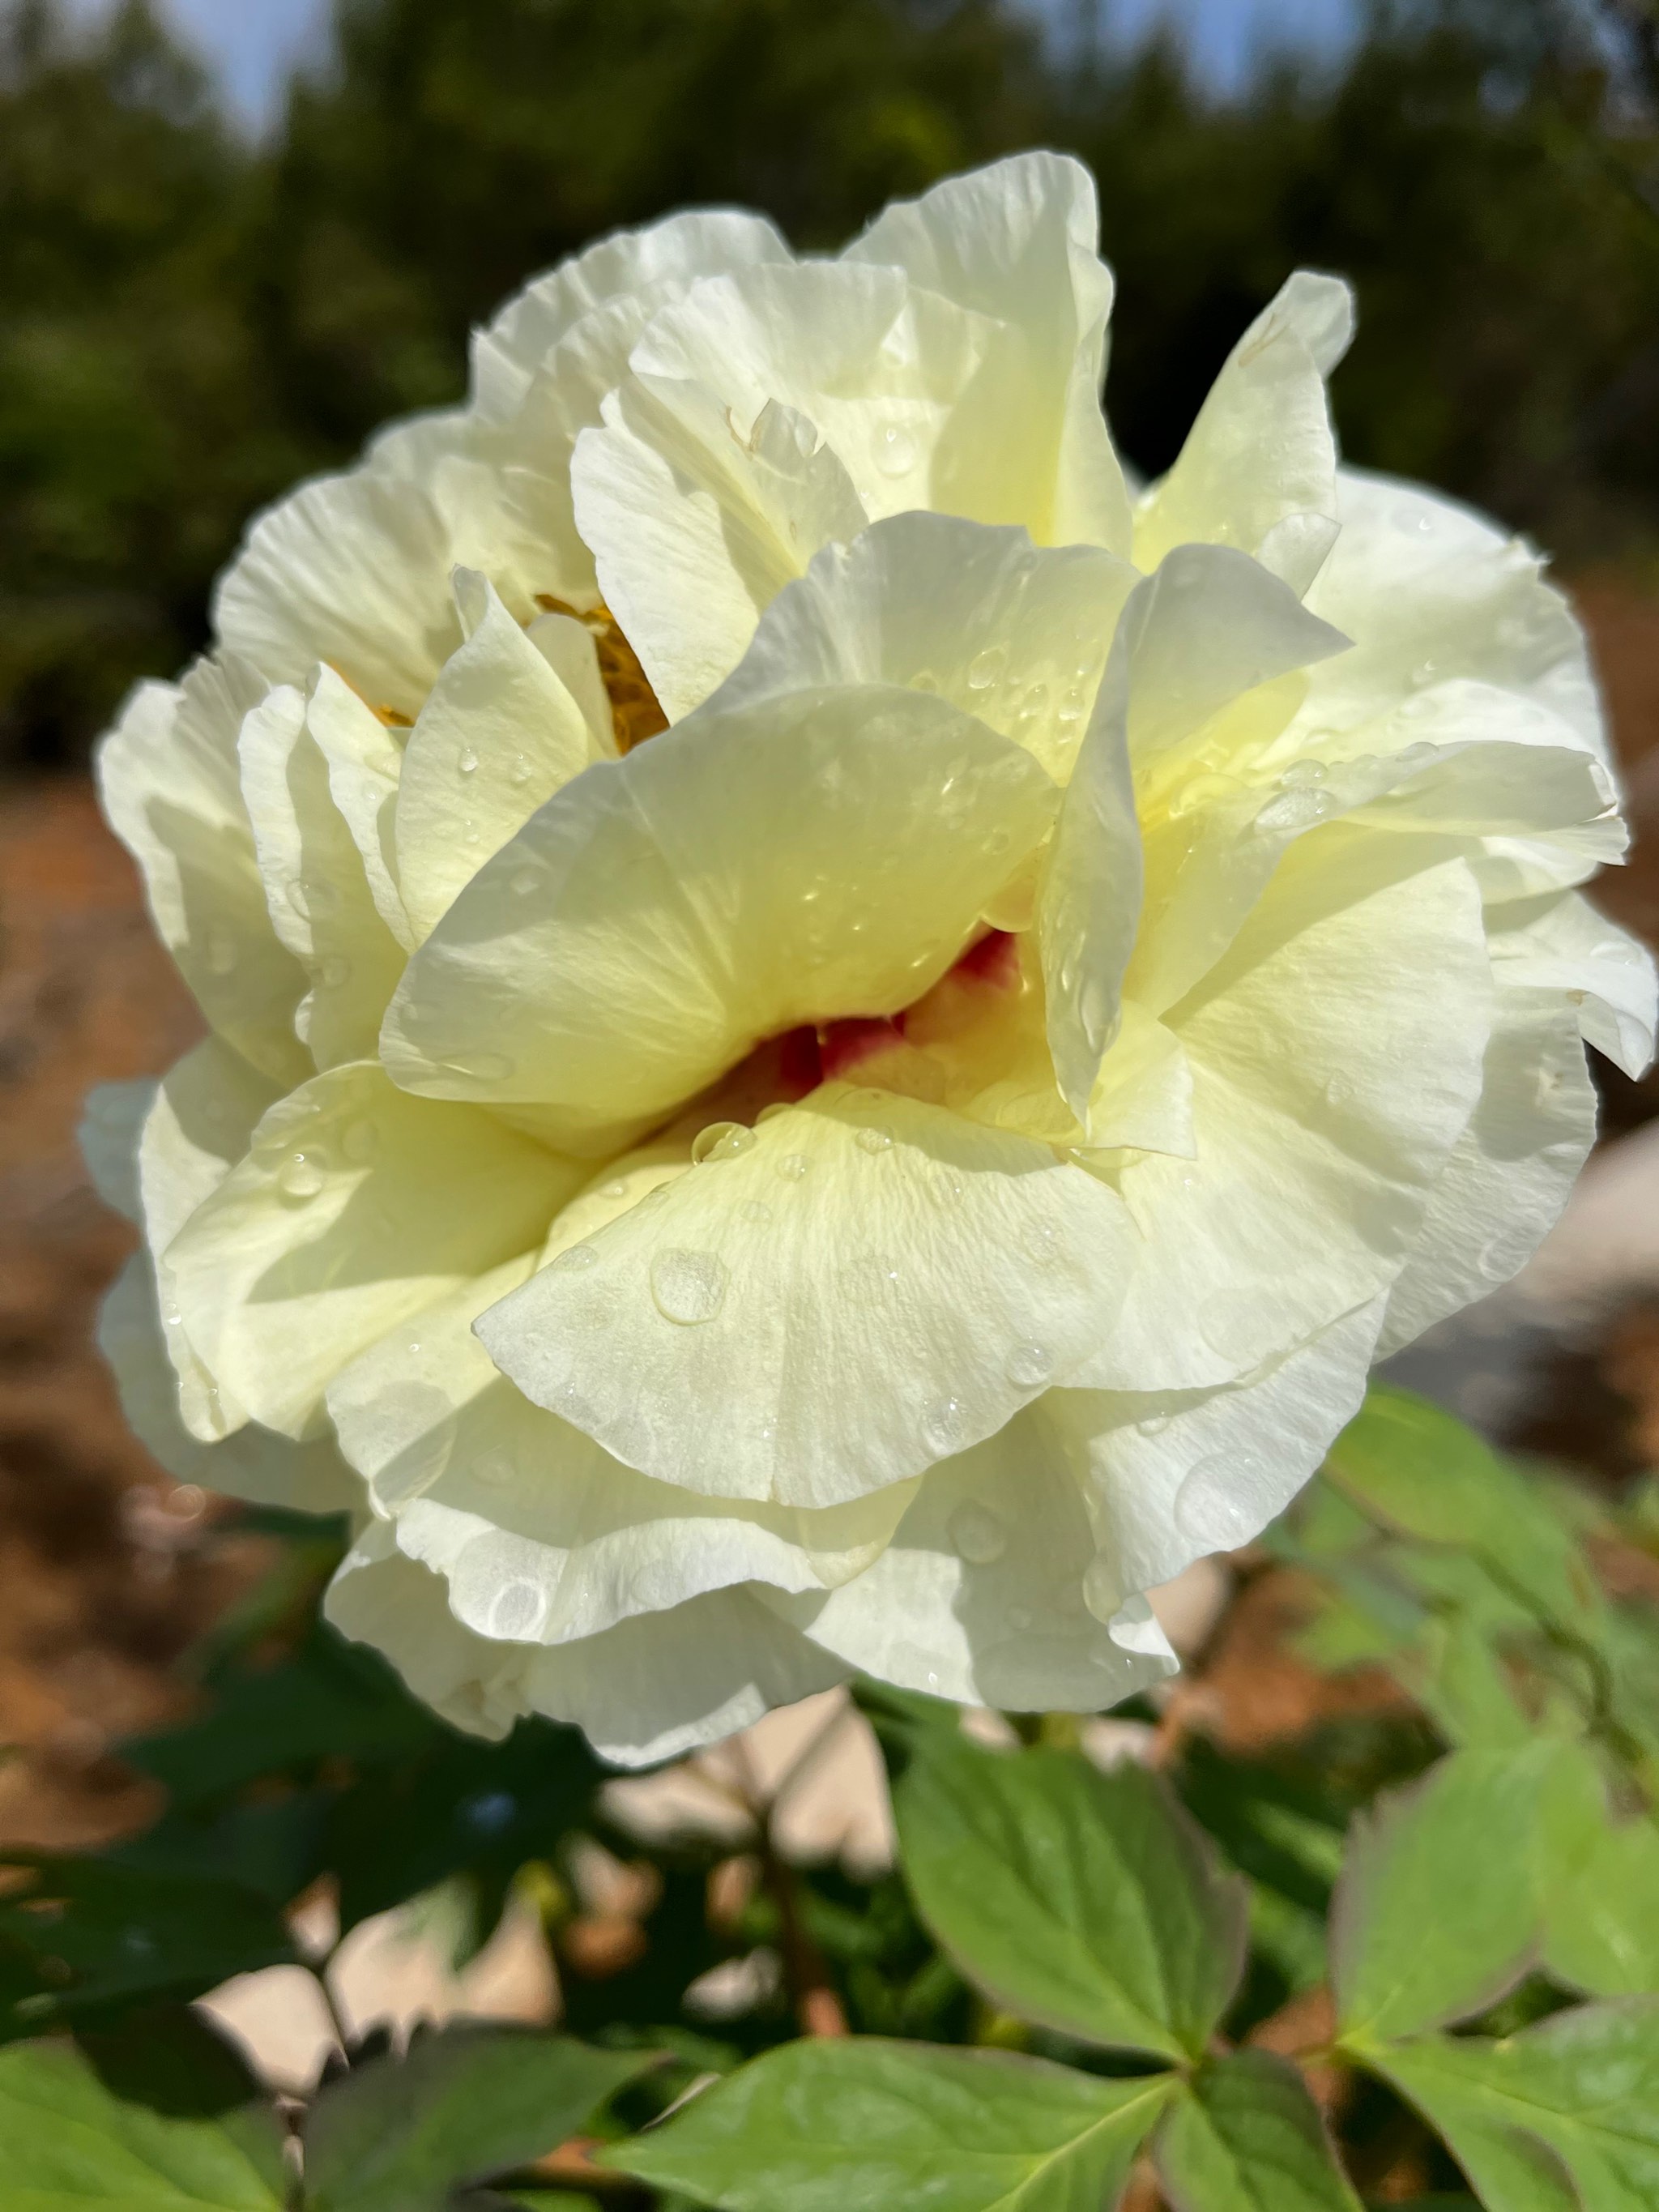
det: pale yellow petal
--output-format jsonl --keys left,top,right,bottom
{"left": 163, "top": 1061, "right": 582, "bottom": 1439}
{"left": 476, "top": 1083, "right": 1135, "bottom": 1508}
{"left": 382, "top": 686, "right": 1060, "bottom": 1152}
{"left": 1486, "top": 888, "right": 1657, "bottom": 1079}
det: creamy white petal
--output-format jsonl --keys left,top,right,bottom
{"left": 706, "top": 511, "right": 1138, "bottom": 784}
{"left": 1135, "top": 271, "right": 1354, "bottom": 591}
{"left": 845, "top": 151, "right": 1132, "bottom": 552}
{"left": 96, "top": 667, "right": 310, "bottom": 1086}
{"left": 238, "top": 685, "right": 407, "bottom": 1070}
{"left": 326, "top": 1246, "right": 913, "bottom": 1643}
{"left": 1043, "top": 547, "right": 1347, "bottom": 1121}
{"left": 1486, "top": 889, "right": 1657, "bottom": 1079}
{"left": 382, "top": 685, "right": 1060, "bottom": 1151}
{"left": 765, "top": 1401, "right": 1177, "bottom": 1710}
{"left": 477, "top": 1083, "right": 1135, "bottom": 1508}
{"left": 1051, "top": 1298, "right": 1385, "bottom": 1601}
{"left": 326, "top": 1531, "right": 847, "bottom": 1767}
{"left": 101, "top": 1255, "right": 360, "bottom": 1514}
{"left": 139, "top": 1036, "right": 284, "bottom": 1440}
{"left": 305, "top": 665, "right": 411, "bottom": 945}
{"left": 1378, "top": 989, "right": 1598, "bottom": 1356}
{"left": 79, "top": 1081, "right": 155, "bottom": 1223}
{"left": 1301, "top": 467, "right": 1607, "bottom": 760}
{"left": 163, "top": 1061, "right": 582, "bottom": 1439}
{"left": 571, "top": 381, "right": 868, "bottom": 723}
{"left": 394, "top": 571, "right": 610, "bottom": 944}
{"left": 1078, "top": 852, "right": 1493, "bottom": 1391}
{"left": 471, "top": 208, "right": 792, "bottom": 422}
{"left": 215, "top": 469, "right": 463, "bottom": 718}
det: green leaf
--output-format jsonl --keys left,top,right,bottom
{"left": 124, "top": 1625, "right": 439, "bottom": 1809}
{"left": 1542, "top": 1799, "right": 1659, "bottom": 1998}
{"left": 1324, "top": 1390, "right": 1597, "bottom": 1633}
{"left": 1367, "top": 1999, "right": 1659, "bottom": 2212}
{"left": 1152, "top": 2051, "right": 1362, "bottom": 2212}
{"left": 608, "top": 2039, "right": 1176, "bottom": 2212}
{"left": 1330, "top": 1749, "right": 1547, "bottom": 2041}
{"left": 896, "top": 1739, "right": 1247, "bottom": 2060}
{"left": 301, "top": 2026, "right": 654, "bottom": 2212}
{"left": 0, "top": 1859, "right": 296, "bottom": 2039}
{"left": 78, "top": 2002, "right": 263, "bottom": 2118}
{"left": 0, "top": 2039, "right": 286, "bottom": 2210}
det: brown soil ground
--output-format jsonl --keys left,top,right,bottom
{"left": 1, "top": 572, "right": 1656, "bottom": 1851}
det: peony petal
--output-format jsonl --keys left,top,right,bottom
{"left": 100, "top": 1255, "right": 360, "bottom": 1513}
{"left": 237, "top": 684, "right": 407, "bottom": 1070}
{"left": 471, "top": 208, "right": 792, "bottom": 423}
{"left": 571, "top": 381, "right": 868, "bottom": 723}
{"left": 707, "top": 512, "right": 1138, "bottom": 784}
{"left": 139, "top": 1036, "right": 284, "bottom": 1441}
{"left": 476, "top": 1083, "right": 1136, "bottom": 1508}
{"left": 79, "top": 1081, "right": 155, "bottom": 1223}
{"left": 304, "top": 664, "right": 411, "bottom": 945}
{"left": 1301, "top": 468, "right": 1607, "bottom": 761}
{"left": 163, "top": 1061, "right": 582, "bottom": 1440}
{"left": 394, "top": 572, "right": 610, "bottom": 944}
{"left": 1135, "top": 271, "right": 1354, "bottom": 591}
{"left": 1042, "top": 547, "right": 1347, "bottom": 1124}
{"left": 1077, "top": 851, "right": 1493, "bottom": 1391}
{"left": 382, "top": 685, "right": 1060, "bottom": 1152}
{"left": 1378, "top": 989, "right": 1597, "bottom": 1356}
{"left": 1051, "top": 1297, "right": 1385, "bottom": 1601}
{"left": 626, "top": 260, "right": 997, "bottom": 522}
{"left": 215, "top": 468, "right": 463, "bottom": 719}
{"left": 764, "top": 1400, "right": 1177, "bottom": 1710}
{"left": 1486, "top": 889, "right": 1657, "bottom": 1080}
{"left": 326, "top": 1244, "right": 914, "bottom": 1644}
{"left": 96, "top": 665, "right": 310, "bottom": 1086}
{"left": 845, "top": 151, "right": 1132, "bottom": 552}
{"left": 326, "top": 1530, "right": 848, "bottom": 1766}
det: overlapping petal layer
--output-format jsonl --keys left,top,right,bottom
{"left": 87, "top": 152, "right": 1654, "bottom": 1765}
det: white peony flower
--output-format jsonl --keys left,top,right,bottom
{"left": 85, "top": 154, "right": 1654, "bottom": 1766}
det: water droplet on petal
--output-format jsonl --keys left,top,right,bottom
{"left": 1021, "top": 1221, "right": 1064, "bottom": 1266}
{"left": 949, "top": 1502, "right": 1007, "bottom": 1565}
{"left": 855, "top": 1124, "right": 893, "bottom": 1155}
{"left": 458, "top": 743, "right": 480, "bottom": 775}
{"left": 488, "top": 1580, "right": 545, "bottom": 1640}
{"left": 510, "top": 866, "right": 540, "bottom": 896}
{"left": 1081, "top": 1555, "right": 1122, "bottom": 1622}
{"left": 278, "top": 1151, "right": 326, "bottom": 1201}
{"left": 934, "top": 1169, "right": 965, "bottom": 1205}
{"left": 1173, "top": 1454, "right": 1262, "bottom": 1548}
{"left": 473, "top": 1448, "right": 514, "bottom": 1488}
{"left": 985, "top": 826, "right": 1012, "bottom": 856}
{"left": 875, "top": 422, "right": 917, "bottom": 477}
{"left": 777, "top": 1153, "right": 811, "bottom": 1182}
{"left": 1324, "top": 1074, "right": 1354, "bottom": 1108}
{"left": 1137, "top": 1414, "right": 1172, "bottom": 1437}
{"left": 923, "top": 1396, "right": 970, "bottom": 1456}
{"left": 509, "top": 752, "right": 533, "bottom": 786}
{"left": 740, "top": 1199, "right": 773, "bottom": 1225}
{"left": 1004, "top": 1341, "right": 1054, "bottom": 1390}
{"left": 319, "top": 954, "right": 351, "bottom": 989}
{"left": 552, "top": 1243, "right": 599, "bottom": 1273}
{"left": 693, "top": 1121, "right": 755, "bottom": 1165}
{"left": 966, "top": 645, "right": 1006, "bottom": 691}
{"left": 599, "top": 1178, "right": 628, "bottom": 1200}
{"left": 651, "top": 1248, "right": 729, "bottom": 1326}
{"left": 286, "top": 880, "right": 311, "bottom": 919}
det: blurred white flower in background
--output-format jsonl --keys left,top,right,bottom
{"left": 83, "top": 153, "right": 1654, "bottom": 1764}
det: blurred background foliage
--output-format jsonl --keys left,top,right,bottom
{"left": 2, "top": 0, "right": 1658, "bottom": 774}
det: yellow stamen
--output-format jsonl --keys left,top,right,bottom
{"left": 536, "top": 595, "right": 669, "bottom": 754}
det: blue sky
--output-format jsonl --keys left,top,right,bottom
{"left": 72, "top": 1, "right": 1360, "bottom": 129}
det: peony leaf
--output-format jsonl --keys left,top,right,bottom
{"left": 895, "top": 1738, "right": 1248, "bottom": 2060}
{"left": 301, "top": 2026, "right": 655, "bottom": 2212}
{"left": 1365, "top": 2001, "right": 1659, "bottom": 2212}
{"left": 1331, "top": 1747, "right": 1555, "bottom": 2043}
{"left": 1152, "top": 2051, "right": 1362, "bottom": 2212}
{"left": 608, "top": 2039, "right": 1176, "bottom": 2212}
{"left": 0, "top": 2039, "right": 286, "bottom": 2210}
{"left": 1324, "top": 1389, "right": 1597, "bottom": 1634}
